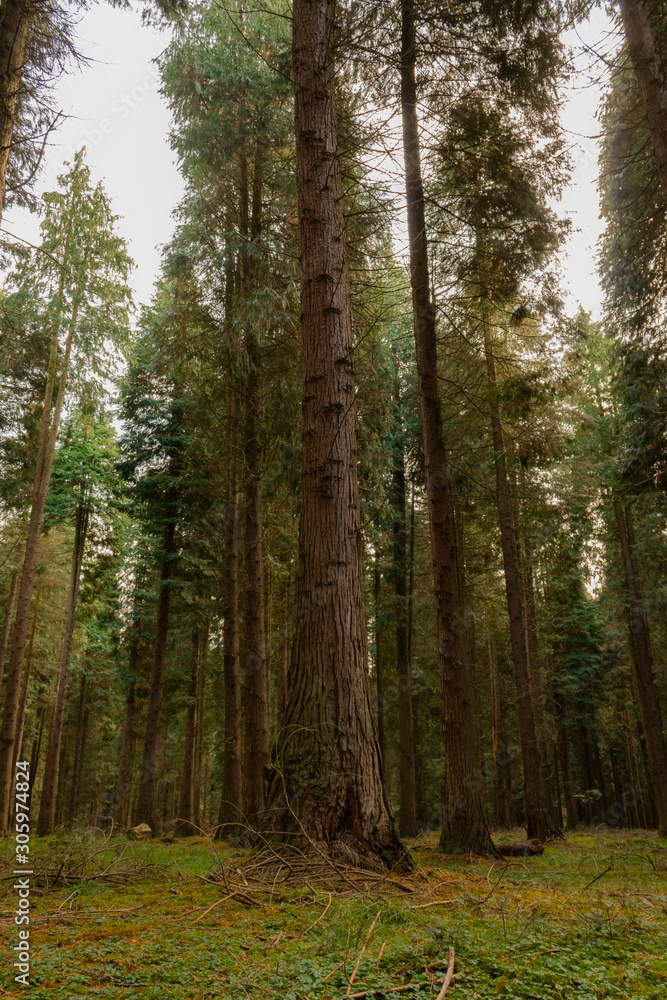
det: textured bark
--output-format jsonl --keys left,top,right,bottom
{"left": 374, "top": 554, "right": 387, "bottom": 780}
{"left": 176, "top": 628, "right": 199, "bottom": 835}
{"left": 0, "top": 560, "right": 19, "bottom": 691}
{"left": 218, "top": 373, "right": 242, "bottom": 834}
{"left": 619, "top": 0, "right": 667, "bottom": 200}
{"left": 276, "top": 581, "right": 289, "bottom": 735}
{"left": 392, "top": 388, "right": 418, "bottom": 838}
{"left": 263, "top": 0, "right": 405, "bottom": 866}
{"left": 12, "top": 590, "right": 39, "bottom": 773}
{"left": 400, "top": 0, "right": 495, "bottom": 856}
{"left": 0, "top": 0, "right": 30, "bottom": 224}
{"left": 613, "top": 500, "right": 667, "bottom": 836}
{"left": 135, "top": 521, "right": 177, "bottom": 830}
{"left": 482, "top": 315, "right": 559, "bottom": 842}
{"left": 614, "top": 499, "right": 667, "bottom": 833}
{"left": 66, "top": 674, "right": 88, "bottom": 827}
{"left": 0, "top": 292, "right": 78, "bottom": 831}
{"left": 37, "top": 501, "right": 89, "bottom": 835}
{"left": 193, "top": 625, "right": 207, "bottom": 828}
{"left": 242, "top": 327, "right": 269, "bottom": 822}
{"left": 242, "top": 154, "right": 270, "bottom": 824}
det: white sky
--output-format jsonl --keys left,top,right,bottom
{"left": 2, "top": 4, "right": 618, "bottom": 317}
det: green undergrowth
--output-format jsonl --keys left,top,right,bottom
{"left": 1, "top": 829, "right": 667, "bottom": 999}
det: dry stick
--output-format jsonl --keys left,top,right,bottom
{"left": 583, "top": 865, "right": 613, "bottom": 891}
{"left": 436, "top": 947, "right": 455, "bottom": 1000}
{"left": 376, "top": 941, "right": 386, "bottom": 968}
{"left": 321, "top": 958, "right": 347, "bottom": 983}
{"left": 349, "top": 986, "right": 432, "bottom": 998}
{"left": 301, "top": 891, "right": 332, "bottom": 935}
{"left": 346, "top": 911, "right": 382, "bottom": 996}
{"left": 193, "top": 893, "right": 234, "bottom": 924}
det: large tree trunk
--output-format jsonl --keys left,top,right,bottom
{"left": 619, "top": 0, "right": 667, "bottom": 200}
{"left": 392, "top": 384, "right": 418, "bottom": 838}
{"left": 218, "top": 370, "right": 243, "bottom": 835}
{"left": 482, "top": 315, "right": 558, "bottom": 842}
{"left": 135, "top": 521, "right": 177, "bottom": 831}
{"left": 400, "top": 0, "right": 495, "bottom": 855}
{"left": 0, "top": 294, "right": 79, "bottom": 832}
{"left": 37, "top": 502, "right": 89, "bottom": 836}
{"left": 613, "top": 498, "right": 667, "bottom": 833}
{"left": 176, "top": 627, "right": 199, "bottom": 835}
{"left": 0, "top": 0, "right": 30, "bottom": 224}
{"left": 263, "top": 0, "right": 405, "bottom": 866}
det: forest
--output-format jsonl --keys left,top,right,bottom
{"left": 0, "top": 0, "right": 667, "bottom": 998}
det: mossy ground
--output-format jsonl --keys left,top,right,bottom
{"left": 1, "top": 829, "right": 666, "bottom": 999}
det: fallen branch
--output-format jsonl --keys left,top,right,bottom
{"left": 346, "top": 911, "right": 381, "bottom": 995}
{"left": 302, "top": 892, "right": 332, "bottom": 935}
{"left": 436, "top": 947, "right": 455, "bottom": 1000}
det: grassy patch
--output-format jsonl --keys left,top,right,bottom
{"left": 1, "top": 829, "right": 667, "bottom": 999}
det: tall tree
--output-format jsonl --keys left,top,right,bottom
{"left": 0, "top": 151, "right": 132, "bottom": 832}
{"left": 399, "top": 0, "right": 496, "bottom": 855}
{"left": 263, "top": 0, "right": 405, "bottom": 866}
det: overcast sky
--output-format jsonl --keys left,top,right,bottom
{"left": 3, "top": 5, "right": 617, "bottom": 317}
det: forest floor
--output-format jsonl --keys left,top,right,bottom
{"left": 1, "top": 828, "right": 666, "bottom": 999}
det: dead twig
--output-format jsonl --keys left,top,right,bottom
{"left": 302, "top": 892, "right": 332, "bottom": 935}
{"left": 436, "top": 947, "right": 455, "bottom": 1000}
{"left": 347, "top": 911, "right": 382, "bottom": 995}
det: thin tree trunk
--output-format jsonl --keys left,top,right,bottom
{"left": 0, "top": 293, "right": 80, "bottom": 831}
{"left": 37, "top": 502, "right": 89, "bottom": 835}
{"left": 114, "top": 671, "right": 136, "bottom": 827}
{"left": 0, "top": 560, "right": 19, "bottom": 691}
{"left": 613, "top": 498, "right": 667, "bottom": 833}
{"left": 392, "top": 382, "right": 417, "bottom": 837}
{"left": 193, "top": 624, "right": 207, "bottom": 828}
{"left": 520, "top": 536, "right": 552, "bottom": 805}
{"left": 28, "top": 705, "right": 44, "bottom": 797}
{"left": 553, "top": 686, "right": 577, "bottom": 830}
{"left": 66, "top": 674, "right": 88, "bottom": 827}
{"left": 176, "top": 627, "right": 199, "bottom": 836}
{"left": 12, "top": 590, "right": 39, "bottom": 773}
{"left": 619, "top": 0, "right": 667, "bottom": 201}
{"left": 218, "top": 368, "right": 242, "bottom": 835}
{"left": 0, "top": 0, "right": 30, "bottom": 225}
{"left": 374, "top": 553, "right": 387, "bottom": 780}
{"left": 135, "top": 521, "right": 177, "bottom": 831}
{"left": 482, "top": 315, "right": 558, "bottom": 842}
{"left": 489, "top": 633, "right": 511, "bottom": 829}
{"left": 242, "top": 153, "right": 270, "bottom": 824}
{"left": 400, "top": 0, "right": 495, "bottom": 855}
{"left": 276, "top": 580, "right": 289, "bottom": 735}
{"left": 263, "top": 0, "right": 405, "bottom": 865}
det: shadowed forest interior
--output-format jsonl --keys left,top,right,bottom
{"left": 1, "top": 1, "right": 667, "bottom": 996}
